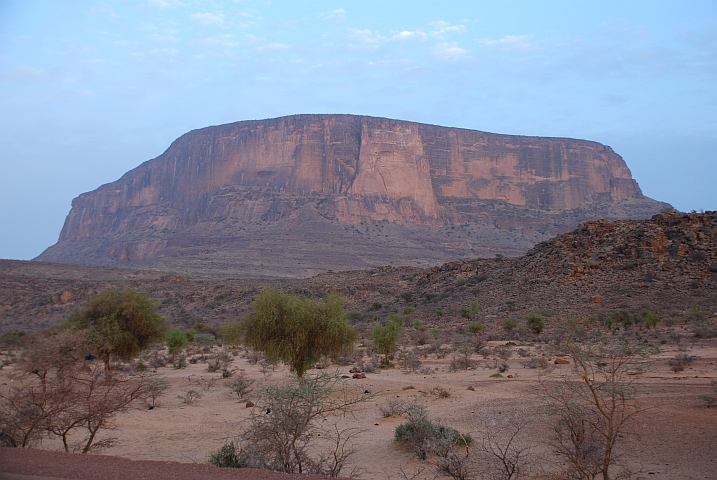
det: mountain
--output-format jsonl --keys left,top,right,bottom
{"left": 36, "top": 114, "right": 668, "bottom": 277}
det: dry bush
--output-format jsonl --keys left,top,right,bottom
{"left": 144, "top": 376, "right": 170, "bottom": 408}
{"left": 192, "top": 376, "right": 219, "bottom": 391}
{"left": 207, "top": 348, "right": 233, "bottom": 373}
{"left": 178, "top": 390, "right": 202, "bottom": 405}
{"left": 397, "top": 349, "right": 423, "bottom": 373}
{"left": 543, "top": 325, "right": 654, "bottom": 480}
{"left": 668, "top": 353, "right": 698, "bottom": 373}
{"left": 1, "top": 332, "right": 155, "bottom": 453}
{"left": 226, "top": 371, "right": 255, "bottom": 400}
{"left": 234, "top": 372, "right": 371, "bottom": 476}
{"left": 431, "top": 386, "right": 451, "bottom": 399}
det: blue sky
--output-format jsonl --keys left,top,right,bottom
{"left": 1, "top": 1, "right": 716, "bottom": 260}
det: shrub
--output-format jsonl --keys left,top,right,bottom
{"left": 460, "top": 307, "right": 471, "bottom": 319}
{"left": 179, "top": 390, "right": 202, "bottom": 405}
{"left": 208, "top": 441, "right": 251, "bottom": 468}
{"left": 227, "top": 371, "right": 255, "bottom": 400}
{"left": 397, "top": 349, "right": 423, "bottom": 373}
{"left": 394, "top": 403, "right": 473, "bottom": 460}
{"left": 193, "top": 333, "right": 216, "bottom": 346}
{"left": 220, "top": 323, "right": 243, "bottom": 347}
{"left": 502, "top": 318, "right": 518, "bottom": 331}
{"left": 467, "top": 321, "right": 483, "bottom": 336}
{"left": 371, "top": 315, "right": 404, "bottom": 362}
{"left": 431, "top": 386, "right": 451, "bottom": 398}
{"left": 686, "top": 302, "right": 707, "bottom": 325}
{"left": 0, "top": 330, "right": 26, "bottom": 349}
{"left": 525, "top": 312, "right": 545, "bottom": 334}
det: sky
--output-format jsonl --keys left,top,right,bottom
{"left": 1, "top": 0, "right": 716, "bottom": 260}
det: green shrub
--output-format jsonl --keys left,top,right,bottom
{"left": 368, "top": 302, "right": 383, "bottom": 312}
{"left": 502, "top": 318, "right": 518, "bottom": 330}
{"left": 460, "top": 307, "right": 471, "bottom": 319}
{"left": 525, "top": 312, "right": 545, "bottom": 334}
{"left": 467, "top": 321, "right": 483, "bottom": 336}
{"left": 208, "top": 441, "right": 251, "bottom": 468}
{"left": 220, "top": 322, "right": 243, "bottom": 346}
{"left": 0, "top": 330, "right": 26, "bottom": 348}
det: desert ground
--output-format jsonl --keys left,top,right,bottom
{"left": 2, "top": 330, "right": 715, "bottom": 480}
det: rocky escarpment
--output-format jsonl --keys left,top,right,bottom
{"left": 37, "top": 114, "right": 667, "bottom": 277}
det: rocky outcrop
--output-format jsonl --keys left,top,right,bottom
{"left": 37, "top": 114, "right": 666, "bottom": 276}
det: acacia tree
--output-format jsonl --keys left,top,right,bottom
{"left": 65, "top": 289, "right": 167, "bottom": 374}
{"left": 543, "top": 323, "right": 653, "bottom": 480}
{"left": 1, "top": 332, "right": 157, "bottom": 452}
{"left": 371, "top": 314, "right": 404, "bottom": 362}
{"left": 165, "top": 329, "right": 188, "bottom": 363}
{"left": 243, "top": 289, "right": 356, "bottom": 378}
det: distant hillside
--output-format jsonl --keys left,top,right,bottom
{"left": 36, "top": 114, "right": 667, "bottom": 277}
{"left": 5, "top": 212, "right": 715, "bottom": 335}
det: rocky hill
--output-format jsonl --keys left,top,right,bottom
{"left": 36, "top": 114, "right": 666, "bottom": 277}
{"left": 6, "top": 212, "right": 714, "bottom": 335}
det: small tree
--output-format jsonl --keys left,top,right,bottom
{"left": 543, "top": 323, "right": 654, "bottom": 480}
{"left": 243, "top": 289, "right": 356, "bottom": 378}
{"left": 235, "top": 372, "right": 370, "bottom": 475}
{"left": 220, "top": 322, "right": 243, "bottom": 347}
{"left": 65, "top": 290, "right": 167, "bottom": 374}
{"left": 525, "top": 313, "right": 544, "bottom": 335}
{"left": 165, "top": 329, "right": 188, "bottom": 363}
{"left": 468, "top": 321, "right": 484, "bottom": 337}
{"left": 371, "top": 314, "right": 404, "bottom": 363}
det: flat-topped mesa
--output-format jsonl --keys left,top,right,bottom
{"left": 58, "top": 114, "right": 641, "bottom": 243}
{"left": 38, "top": 114, "right": 663, "bottom": 275}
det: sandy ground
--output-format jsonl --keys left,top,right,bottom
{"left": 1, "top": 337, "right": 716, "bottom": 480}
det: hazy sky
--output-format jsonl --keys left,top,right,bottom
{"left": 1, "top": 1, "right": 716, "bottom": 260}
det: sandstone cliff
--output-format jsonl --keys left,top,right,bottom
{"left": 37, "top": 114, "right": 666, "bottom": 276}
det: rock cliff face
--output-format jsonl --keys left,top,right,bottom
{"left": 37, "top": 114, "right": 667, "bottom": 277}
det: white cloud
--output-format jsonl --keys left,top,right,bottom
{"left": 478, "top": 35, "right": 536, "bottom": 52}
{"left": 190, "top": 12, "right": 225, "bottom": 28}
{"left": 319, "top": 8, "right": 345, "bottom": 22}
{"left": 392, "top": 30, "right": 427, "bottom": 42}
{"left": 431, "top": 42, "right": 469, "bottom": 61}
{"left": 429, "top": 21, "right": 466, "bottom": 39}
{"left": 347, "top": 29, "right": 385, "bottom": 49}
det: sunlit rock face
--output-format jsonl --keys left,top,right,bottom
{"left": 37, "top": 114, "right": 665, "bottom": 277}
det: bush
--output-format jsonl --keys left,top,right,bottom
{"left": 525, "top": 312, "right": 545, "bottom": 334}
{"left": 227, "top": 372, "right": 255, "bottom": 400}
{"left": 220, "top": 323, "right": 243, "bottom": 347}
{"left": 460, "top": 307, "right": 471, "bottom": 319}
{"left": 397, "top": 349, "right": 423, "bottom": 373}
{"left": 0, "top": 330, "right": 26, "bottom": 349}
{"left": 502, "top": 318, "right": 518, "bottom": 331}
{"left": 208, "top": 441, "right": 251, "bottom": 468}
{"left": 467, "top": 321, "right": 483, "bottom": 336}
{"left": 394, "top": 410, "right": 473, "bottom": 461}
